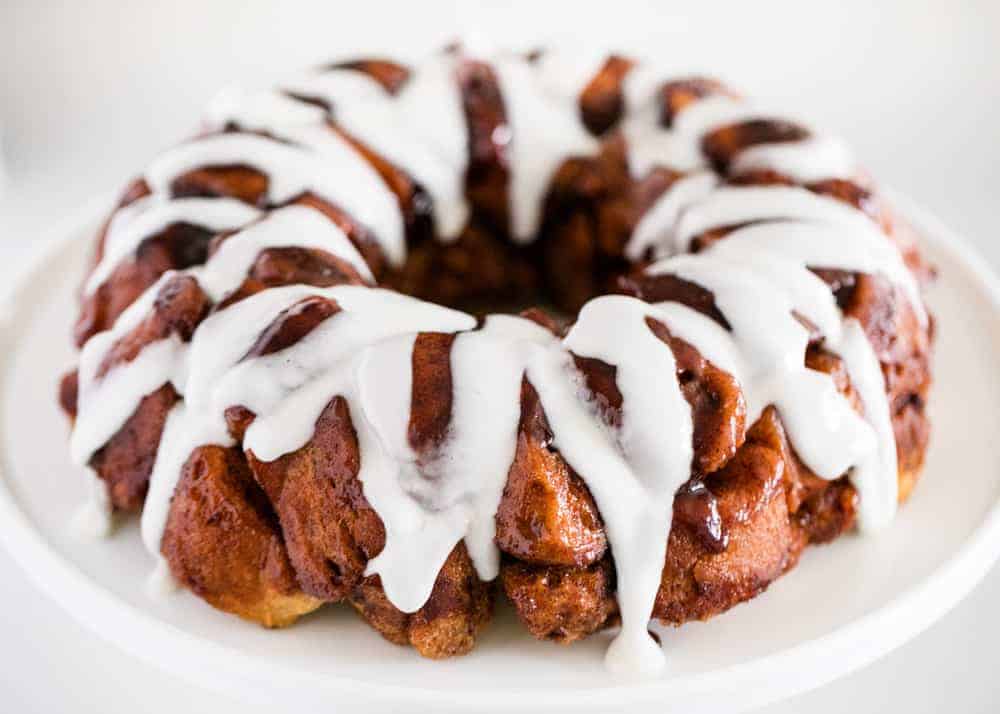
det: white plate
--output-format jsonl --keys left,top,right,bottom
{"left": 0, "top": 193, "right": 997, "bottom": 714}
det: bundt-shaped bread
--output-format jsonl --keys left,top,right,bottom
{"left": 59, "top": 48, "right": 933, "bottom": 672}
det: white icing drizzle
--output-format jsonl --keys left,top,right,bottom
{"left": 71, "top": 206, "right": 375, "bottom": 469}
{"left": 729, "top": 134, "right": 855, "bottom": 183}
{"left": 621, "top": 90, "right": 766, "bottom": 178}
{"left": 147, "top": 286, "right": 473, "bottom": 587}
{"left": 67, "top": 50, "right": 928, "bottom": 676}
{"left": 286, "top": 65, "right": 470, "bottom": 239}
{"left": 71, "top": 275, "right": 183, "bottom": 466}
{"left": 207, "top": 58, "right": 470, "bottom": 241}
{"left": 667, "top": 186, "right": 926, "bottom": 325}
{"left": 491, "top": 55, "right": 601, "bottom": 240}
{"left": 146, "top": 131, "right": 406, "bottom": 266}
{"left": 69, "top": 467, "right": 114, "bottom": 538}
{"left": 86, "top": 196, "right": 261, "bottom": 295}
{"left": 626, "top": 171, "right": 719, "bottom": 261}
{"left": 621, "top": 68, "right": 851, "bottom": 190}
{"left": 673, "top": 184, "right": 878, "bottom": 252}
{"left": 205, "top": 84, "right": 327, "bottom": 129}
{"left": 197, "top": 204, "right": 374, "bottom": 293}
{"left": 557, "top": 296, "right": 693, "bottom": 674}
{"left": 648, "top": 216, "right": 905, "bottom": 529}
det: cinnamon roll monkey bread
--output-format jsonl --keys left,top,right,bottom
{"left": 59, "top": 48, "right": 933, "bottom": 674}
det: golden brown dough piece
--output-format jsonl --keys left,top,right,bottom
{"left": 161, "top": 445, "right": 320, "bottom": 627}
{"left": 350, "top": 545, "right": 493, "bottom": 659}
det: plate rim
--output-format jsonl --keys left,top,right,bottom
{"left": 0, "top": 190, "right": 998, "bottom": 711}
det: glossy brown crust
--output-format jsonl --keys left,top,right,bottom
{"left": 647, "top": 318, "right": 747, "bottom": 476}
{"left": 458, "top": 58, "right": 510, "bottom": 235}
{"left": 330, "top": 59, "right": 410, "bottom": 93}
{"left": 495, "top": 379, "right": 608, "bottom": 567}
{"left": 659, "top": 78, "right": 737, "bottom": 128}
{"left": 409, "top": 332, "right": 456, "bottom": 453}
{"left": 243, "top": 296, "right": 341, "bottom": 359}
{"left": 501, "top": 558, "right": 619, "bottom": 642}
{"left": 65, "top": 56, "right": 934, "bottom": 659}
{"left": 96, "top": 275, "right": 209, "bottom": 378}
{"left": 579, "top": 55, "right": 634, "bottom": 136}
{"left": 702, "top": 119, "right": 810, "bottom": 173}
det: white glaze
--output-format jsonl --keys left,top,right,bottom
{"left": 560, "top": 295, "right": 695, "bottom": 673}
{"left": 492, "top": 54, "right": 601, "bottom": 240}
{"left": 70, "top": 274, "right": 180, "bottom": 466}
{"left": 68, "top": 50, "right": 927, "bottom": 676}
{"left": 205, "top": 84, "right": 327, "bottom": 130}
{"left": 621, "top": 92, "right": 765, "bottom": 178}
{"left": 196, "top": 204, "right": 374, "bottom": 294}
{"left": 69, "top": 467, "right": 113, "bottom": 538}
{"left": 146, "top": 131, "right": 406, "bottom": 266}
{"left": 284, "top": 66, "right": 470, "bottom": 239}
{"left": 85, "top": 196, "right": 261, "bottom": 295}
{"left": 672, "top": 184, "right": 877, "bottom": 252}
{"left": 626, "top": 171, "right": 718, "bottom": 260}
{"left": 71, "top": 205, "right": 376, "bottom": 472}
{"left": 729, "top": 134, "right": 855, "bottom": 183}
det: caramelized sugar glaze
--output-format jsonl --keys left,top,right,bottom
{"left": 59, "top": 48, "right": 933, "bottom": 673}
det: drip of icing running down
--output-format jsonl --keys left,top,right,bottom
{"left": 490, "top": 53, "right": 601, "bottom": 241}
{"left": 68, "top": 50, "right": 926, "bottom": 675}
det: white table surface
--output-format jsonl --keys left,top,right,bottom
{"left": 1, "top": 1, "right": 998, "bottom": 711}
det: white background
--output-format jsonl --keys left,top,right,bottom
{"left": 1, "top": 0, "right": 998, "bottom": 711}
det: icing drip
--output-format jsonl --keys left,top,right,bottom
{"left": 491, "top": 55, "right": 601, "bottom": 240}
{"left": 69, "top": 467, "right": 113, "bottom": 538}
{"left": 558, "top": 296, "right": 695, "bottom": 674}
{"left": 67, "top": 49, "right": 927, "bottom": 675}
{"left": 621, "top": 69, "right": 846, "bottom": 188}
{"left": 141, "top": 401, "right": 234, "bottom": 564}
{"left": 441, "top": 316, "right": 557, "bottom": 581}
{"left": 672, "top": 184, "right": 878, "bottom": 253}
